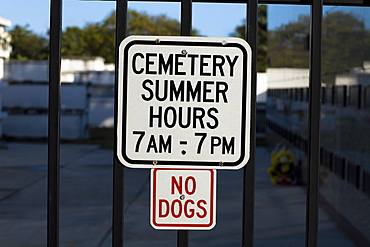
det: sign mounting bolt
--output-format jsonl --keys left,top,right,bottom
{"left": 181, "top": 49, "right": 188, "bottom": 55}
{"left": 180, "top": 195, "right": 185, "bottom": 200}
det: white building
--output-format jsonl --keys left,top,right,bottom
{"left": 267, "top": 68, "right": 309, "bottom": 89}
{"left": 0, "top": 16, "right": 11, "bottom": 79}
{"left": 266, "top": 62, "right": 370, "bottom": 88}
{"left": 4, "top": 56, "right": 113, "bottom": 83}
{"left": 3, "top": 57, "right": 115, "bottom": 135}
{"left": 335, "top": 61, "right": 370, "bottom": 86}
{"left": 0, "top": 16, "right": 12, "bottom": 140}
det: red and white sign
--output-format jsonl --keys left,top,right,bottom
{"left": 151, "top": 169, "right": 216, "bottom": 230}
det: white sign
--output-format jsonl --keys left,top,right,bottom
{"left": 117, "top": 36, "right": 252, "bottom": 169}
{"left": 151, "top": 169, "right": 216, "bottom": 230}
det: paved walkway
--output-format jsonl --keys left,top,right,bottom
{"left": 0, "top": 143, "right": 355, "bottom": 246}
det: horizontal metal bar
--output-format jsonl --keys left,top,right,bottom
{"left": 81, "top": 0, "right": 370, "bottom": 7}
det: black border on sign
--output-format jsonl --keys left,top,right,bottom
{"left": 119, "top": 39, "right": 249, "bottom": 168}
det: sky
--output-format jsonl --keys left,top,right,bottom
{"left": 0, "top": 1, "right": 369, "bottom": 37}
{"left": 0, "top": 0, "right": 310, "bottom": 37}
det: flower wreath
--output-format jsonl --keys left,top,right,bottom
{"left": 267, "top": 144, "right": 296, "bottom": 185}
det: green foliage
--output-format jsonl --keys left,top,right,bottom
{"left": 61, "top": 27, "right": 88, "bottom": 57}
{"left": 230, "top": 5, "right": 268, "bottom": 72}
{"left": 268, "top": 15, "right": 310, "bottom": 69}
{"left": 62, "top": 10, "right": 198, "bottom": 63}
{"left": 11, "top": 7, "right": 369, "bottom": 85}
{"left": 9, "top": 10, "right": 198, "bottom": 63}
{"left": 257, "top": 5, "right": 268, "bottom": 72}
{"left": 127, "top": 10, "right": 182, "bottom": 35}
{"left": 268, "top": 11, "right": 370, "bottom": 84}
{"left": 321, "top": 12, "right": 370, "bottom": 83}
{"left": 9, "top": 25, "right": 48, "bottom": 60}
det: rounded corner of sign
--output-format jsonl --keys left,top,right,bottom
{"left": 232, "top": 37, "right": 252, "bottom": 50}
{"left": 150, "top": 220, "right": 161, "bottom": 230}
{"left": 118, "top": 37, "right": 130, "bottom": 51}
{"left": 119, "top": 35, "right": 140, "bottom": 51}
{"left": 206, "top": 220, "right": 216, "bottom": 230}
{"left": 121, "top": 35, "right": 136, "bottom": 43}
{"left": 116, "top": 153, "right": 135, "bottom": 169}
{"left": 232, "top": 155, "right": 250, "bottom": 170}
{"left": 196, "top": 218, "right": 216, "bottom": 231}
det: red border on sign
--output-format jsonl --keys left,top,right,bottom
{"left": 151, "top": 169, "right": 215, "bottom": 229}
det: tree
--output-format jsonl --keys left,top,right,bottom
{"left": 62, "top": 10, "right": 199, "bottom": 63}
{"left": 230, "top": 5, "right": 268, "bottom": 72}
{"left": 267, "top": 15, "right": 310, "bottom": 69}
{"left": 61, "top": 27, "right": 88, "bottom": 57}
{"left": 321, "top": 12, "right": 370, "bottom": 83}
{"left": 9, "top": 25, "right": 48, "bottom": 60}
{"left": 267, "top": 11, "right": 370, "bottom": 84}
{"left": 9, "top": 10, "right": 198, "bottom": 62}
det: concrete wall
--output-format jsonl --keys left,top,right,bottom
{"left": 3, "top": 114, "right": 86, "bottom": 140}
{"left": 74, "top": 70, "right": 115, "bottom": 85}
{"left": 2, "top": 83, "right": 89, "bottom": 139}
{"left": 267, "top": 68, "right": 309, "bottom": 89}
{"left": 0, "top": 82, "right": 8, "bottom": 138}
{"left": 336, "top": 73, "right": 370, "bottom": 86}
{"left": 61, "top": 57, "right": 105, "bottom": 73}
{"left": 89, "top": 98, "right": 114, "bottom": 128}
{"left": 257, "top": 73, "right": 267, "bottom": 103}
{"left": 4, "top": 57, "right": 108, "bottom": 83}
{"left": 1, "top": 82, "right": 117, "bottom": 135}
{"left": 3, "top": 84, "right": 88, "bottom": 110}
{"left": 4, "top": 60, "right": 49, "bottom": 82}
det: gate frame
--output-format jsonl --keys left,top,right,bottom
{"left": 47, "top": 1, "right": 370, "bottom": 247}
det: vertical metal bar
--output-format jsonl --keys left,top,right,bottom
{"left": 181, "top": 0, "right": 192, "bottom": 36}
{"left": 306, "top": 1, "right": 322, "bottom": 247}
{"left": 113, "top": 1, "right": 127, "bottom": 247}
{"left": 178, "top": 1, "right": 192, "bottom": 246}
{"left": 243, "top": 1, "right": 257, "bottom": 247}
{"left": 47, "top": 0, "right": 62, "bottom": 246}
{"left": 177, "top": 231, "right": 189, "bottom": 247}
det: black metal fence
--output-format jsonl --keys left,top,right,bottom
{"left": 266, "top": 117, "right": 370, "bottom": 197}
{"left": 47, "top": 1, "right": 370, "bottom": 247}
{"left": 268, "top": 85, "right": 370, "bottom": 109}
